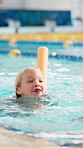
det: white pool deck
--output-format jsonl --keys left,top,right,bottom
{"left": 0, "top": 127, "right": 61, "bottom": 148}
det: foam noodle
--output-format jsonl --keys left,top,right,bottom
{"left": 37, "top": 46, "right": 48, "bottom": 85}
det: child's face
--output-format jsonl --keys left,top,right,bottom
{"left": 16, "top": 68, "right": 46, "bottom": 97}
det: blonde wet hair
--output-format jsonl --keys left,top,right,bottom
{"left": 15, "top": 67, "right": 43, "bottom": 98}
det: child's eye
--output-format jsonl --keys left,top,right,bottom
{"left": 27, "top": 80, "right": 33, "bottom": 83}
{"left": 30, "top": 80, "right": 33, "bottom": 82}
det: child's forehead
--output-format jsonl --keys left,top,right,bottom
{"left": 25, "top": 68, "right": 40, "bottom": 72}
{"left": 23, "top": 68, "right": 43, "bottom": 76}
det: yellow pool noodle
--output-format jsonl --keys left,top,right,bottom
{"left": 37, "top": 46, "right": 48, "bottom": 85}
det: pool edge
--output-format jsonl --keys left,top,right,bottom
{"left": 0, "top": 127, "right": 61, "bottom": 147}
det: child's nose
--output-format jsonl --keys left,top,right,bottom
{"left": 34, "top": 80, "right": 40, "bottom": 87}
{"left": 34, "top": 84, "right": 38, "bottom": 87}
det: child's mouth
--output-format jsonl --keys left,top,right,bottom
{"left": 33, "top": 88, "right": 41, "bottom": 93}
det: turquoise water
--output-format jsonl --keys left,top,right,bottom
{"left": 0, "top": 40, "right": 83, "bottom": 57}
{"left": 0, "top": 49, "right": 83, "bottom": 147}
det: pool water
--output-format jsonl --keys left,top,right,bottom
{"left": 0, "top": 49, "right": 83, "bottom": 147}
{"left": 0, "top": 40, "right": 83, "bottom": 57}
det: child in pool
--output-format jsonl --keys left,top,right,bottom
{"left": 15, "top": 67, "right": 46, "bottom": 99}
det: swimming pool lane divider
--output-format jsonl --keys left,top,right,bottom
{"left": 0, "top": 49, "right": 83, "bottom": 62}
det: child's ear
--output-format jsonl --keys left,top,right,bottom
{"left": 16, "top": 87, "right": 21, "bottom": 95}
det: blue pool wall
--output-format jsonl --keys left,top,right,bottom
{"left": 0, "top": 10, "right": 72, "bottom": 27}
